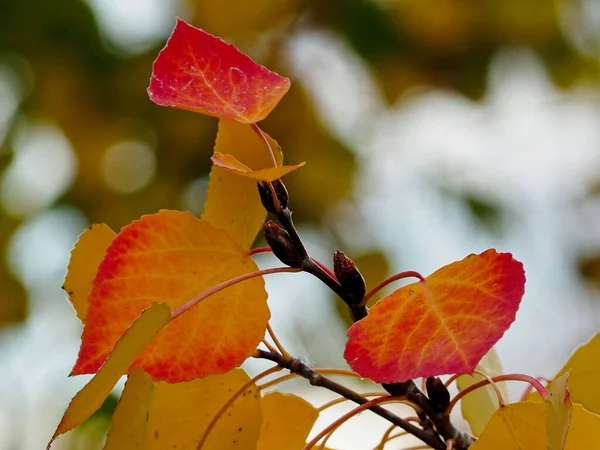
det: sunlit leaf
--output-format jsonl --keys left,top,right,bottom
{"left": 49, "top": 303, "right": 170, "bottom": 448}
{"left": 471, "top": 401, "right": 546, "bottom": 450}
{"left": 148, "top": 18, "right": 290, "bottom": 123}
{"left": 257, "top": 392, "right": 318, "bottom": 450}
{"left": 148, "top": 368, "right": 262, "bottom": 450}
{"left": 564, "top": 404, "right": 600, "bottom": 450}
{"left": 203, "top": 119, "right": 282, "bottom": 249}
{"left": 211, "top": 152, "right": 305, "bottom": 181}
{"left": 103, "top": 369, "right": 155, "bottom": 450}
{"left": 64, "top": 223, "right": 116, "bottom": 322}
{"left": 545, "top": 372, "right": 572, "bottom": 450}
{"left": 344, "top": 249, "right": 525, "bottom": 383}
{"left": 457, "top": 347, "right": 508, "bottom": 436}
{"left": 71, "top": 210, "right": 269, "bottom": 382}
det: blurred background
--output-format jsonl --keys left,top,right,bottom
{"left": 2, "top": 0, "right": 600, "bottom": 448}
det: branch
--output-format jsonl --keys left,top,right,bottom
{"left": 255, "top": 349, "right": 446, "bottom": 450}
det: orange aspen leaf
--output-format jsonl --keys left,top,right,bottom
{"left": 471, "top": 401, "right": 546, "bottom": 449}
{"left": 63, "top": 223, "right": 116, "bottom": 322}
{"left": 203, "top": 119, "right": 282, "bottom": 249}
{"left": 211, "top": 152, "right": 305, "bottom": 181}
{"left": 103, "top": 368, "right": 155, "bottom": 450}
{"left": 545, "top": 372, "right": 572, "bottom": 450}
{"left": 344, "top": 249, "right": 525, "bottom": 383}
{"left": 257, "top": 392, "right": 319, "bottom": 450}
{"left": 148, "top": 18, "right": 290, "bottom": 123}
{"left": 49, "top": 303, "right": 170, "bottom": 448}
{"left": 147, "top": 369, "right": 262, "bottom": 450}
{"left": 71, "top": 210, "right": 269, "bottom": 382}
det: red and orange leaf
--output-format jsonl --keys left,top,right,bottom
{"left": 71, "top": 210, "right": 269, "bottom": 382}
{"left": 64, "top": 223, "right": 116, "bottom": 322}
{"left": 211, "top": 152, "right": 305, "bottom": 181}
{"left": 344, "top": 250, "right": 525, "bottom": 383}
{"left": 148, "top": 18, "right": 290, "bottom": 123}
{"left": 49, "top": 303, "right": 170, "bottom": 448}
{"left": 202, "top": 119, "right": 281, "bottom": 249}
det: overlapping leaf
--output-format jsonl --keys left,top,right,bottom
{"left": 202, "top": 119, "right": 282, "bottom": 249}
{"left": 257, "top": 392, "right": 318, "bottom": 450}
{"left": 63, "top": 223, "right": 116, "bottom": 322}
{"left": 545, "top": 372, "right": 572, "bottom": 450}
{"left": 345, "top": 250, "right": 525, "bottom": 383}
{"left": 71, "top": 210, "right": 269, "bottom": 382}
{"left": 148, "top": 18, "right": 290, "bottom": 123}
{"left": 211, "top": 152, "right": 305, "bottom": 181}
{"left": 49, "top": 303, "right": 170, "bottom": 448}
{"left": 457, "top": 348, "right": 508, "bottom": 436}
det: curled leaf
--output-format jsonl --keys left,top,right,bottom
{"left": 211, "top": 152, "right": 305, "bottom": 181}
{"left": 148, "top": 18, "right": 290, "bottom": 123}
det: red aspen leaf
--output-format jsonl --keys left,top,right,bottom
{"left": 203, "top": 119, "right": 282, "bottom": 249}
{"left": 148, "top": 18, "right": 290, "bottom": 123}
{"left": 457, "top": 347, "right": 508, "bottom": 436}
{"left": 147, "top": 368, "right": 262, "bottom": 450}
{"left": 344, "top": 249, "right": 525, "bottom": 383}
{"left": 103, "top": 368, "right": 155, "bottom": 450}
{"left": 211, "top": 152, "right": 305, "bottom": 181}
{"left": 471, "top": 401, "right": 546, "bottom": 450}
{"left": 545, "top": 372, "right": 572, "bottom": 450}
{"left": 71, "top": 210, "right": 269, "bottom": 382}
{"left": 63, "top": 223, "right": 116, "bottom": 322}
{"left": 49, "top": 303, "right": 170, "bottom": 448}
{"left": 257, "top": 392, "right": 318, "bottom": 450}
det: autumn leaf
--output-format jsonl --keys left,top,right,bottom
{"left": 457, "top": 347, "right": 508, "bottom": 436}
{"left": 564, "top": 404, "right": 600, "bottom": 449}
{"left": 63, "top": 223, "right": 116, "bottom": 322}
{"left": 148, "top": 369, "right": 262, "bottom": 450}
{"left": 545, "top": 372, "right": 572, "bottom": 450}
{"left": 211, "top": 153, "right": 305, "bottom": 181}
{"left": 49, "top": 303, "right": 170, "bottom": 448}
{"left": 471, "top": 401, "right": 546, "bottom": 450}
{"left": 203, "top": 119, "right": 282, "bottom": 249}
{"left": 148, "top": 18, "right": 290, "bottom": 123}
{"left": 71, "top": 210, "right": 269, "bottom": 382}
{"left": 257, "top": 392, "right": 319, "bottom": 450}
{"left": 344, "top": 249, "right": 525, "bottom": 383}
{"left": 103, "top": 369, "right": 155, "bottom": 450}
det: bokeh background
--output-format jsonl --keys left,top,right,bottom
{"left": 2, "top": 0, "right": 600, "bottom": 448}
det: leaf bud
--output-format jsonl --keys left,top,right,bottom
{"left": 263, "top": 221, "right": 303, "bottom": 268}
{"left": 425, "top": 377, "right": 450, "bottom": 412}
{"left": 257, "top": 179, "right": 289, "bottom": 213}
{"left": 333, "top": 251, "right": 366, "bottom": 305}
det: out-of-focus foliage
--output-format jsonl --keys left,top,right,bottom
{"left": 0, "top": 0, "right": 596, "bottom": 336}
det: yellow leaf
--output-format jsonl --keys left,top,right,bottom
{"left": 147, "top": 368, "right": 262, "bottom": 450}
{"left": 202, "top": 119, "right": 282, "bottom": 249}
{"left": 471, "top": 401, "right": 546, "bottom": 450}
{"left": 457, "top": 347, "right": 507, "bottom": 436}
{"left": 257, "top": 392, "right": 318, "bottom": 450}
{"left": 103, "top": 369, "right": 155, "bottom": 450}
{"left": 211, "top": 152, "right": 305, "bottom": 181}
{"left": 545, "top": 372, "right": 572, "bottom": 450}
{"left": 554, "top": 333, "right": 600, "bottom": 415}
{"left": 564, "top": 404, "right": 600, "bottom": 449}
{"left": 63, "top": 224, "right": 116, "bottom": 322}
{"left": 48, "top": 303, "right": 171, "bottom": 448}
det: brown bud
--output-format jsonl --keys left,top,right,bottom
{"left": 333, "top": 251, "right": 366, "bottom": 305}
{"left": 263, "top": 221, "right": 303, "bottom": 267}
{"left": 426, "top": 377, "right": 450, "bottom": 412}
{"left": 257, "top": 179, "right": 289, "bottom": 213}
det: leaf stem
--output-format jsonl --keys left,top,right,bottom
{"left": 302, "top": 396, "right": 410, "bottom": 450}
{"left": 196, "top": 365, "right": 282, "bottom": 449}
{"left": 255, "top": 350, "right": 446, "bottom": 450}
{"left": 473, "top": 369, "right": 505, "bottom": 407}
{"left": 250, "top": 122, "right": 278, "bottom": 168}
{"left": 362, "top": 270, "right": 426, "bottom": 306}
{"left": 171, "top": 266, "right": 301, "bottom": 318}
{"left": 261, "top": 339, "right": 277, "bottom": 353}
{"left": 248, "top": 246, "right": 272, "bottom": 256}
{"left": 266, "top": 322, "right": 291, "bottom": 360}
{"left": 317, "top": 392, "right": 390, "bottom": 412}
{"left": 448, "top": 373, "right": 549, "bottom": 413}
